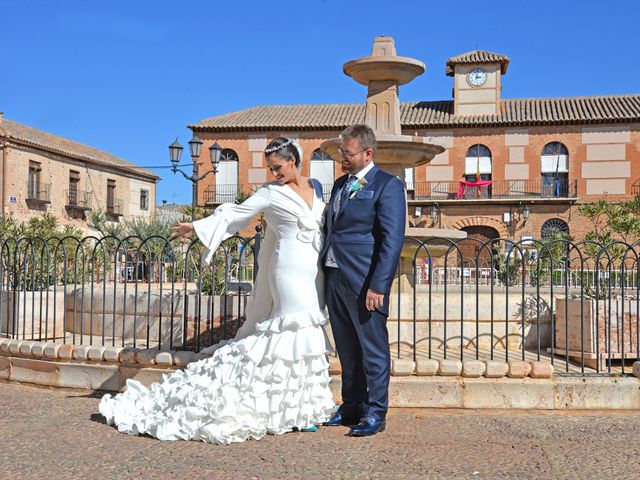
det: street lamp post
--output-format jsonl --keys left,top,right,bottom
{"left": 169, "top": 135, "right": 222, "bottom": 221}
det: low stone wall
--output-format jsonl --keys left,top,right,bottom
{"left": 388, "top": 289, "right": 554, "bottom": 350}
{"left": 1, "top": 290, "right": 66, "bottom": 338}
{"left": 63, "top": 288, "right": 244, "bottom": 348}
{"left": 2, "top": 337, "right": 640, "bottom": 409}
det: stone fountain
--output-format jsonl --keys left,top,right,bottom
{"left": 320, "top": 36, "right": 466, "bottom": 291}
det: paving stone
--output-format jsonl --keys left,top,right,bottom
{"left": 8, "top": 340, "right": 23, "bottom": 355}
{"left": 73, "top": 345, "right": 91, "bottom": 360}
{"left": 118, "top": 366, "right": 172, "bottom": 389}
{"left": 3, "top": 381, "right": 640, "bottom": 478}
{"left": 328, "top": 355, "right": 342, "bottom": 375}
{"left": 485, "top": 360, "right": 509, "bottom": 378}
{"left": 87, "top": 346, "right": 106, "bottom": 361}
{"left": 462, "top": 360, "right": 486, "bottom": 378}
{"left": 119, "top": 347, "right": 139, "bottom": 364}
{"left": 391, "top": 358, "right": 415, "bottom": 376}
{"left": 10, "top": 357, "right": 59, "bottom": 386}
{"left": 57, "top": 343, "right": 75, "bottom": 360}
{"left": 174, "top": 351, "right": 196, "bottom": 367}
{"left": 137, "top": 349, "right": 157, "bottom": 366}
{"left": 103, "top": 346, "right": 124, "bottom": 363}
{"left": 439, "top": 359, "right": 463, "bottom": 376}
{"left": 43, "top": 342, "right": 60, "bottom": 359}
{"left": 193, "top": 353, "right": 211, "bottom": 362}
{"left": 31, "top": 342, "right": 46, "bottom": 358}
{"left": 58, "top": 363, "right": 121, "bottom": 390}
{"left": 530, "top": 361, "right": 554, "bottom": 379}
{"left": 508, "top": 360, "right": 532, "bottom": 378}
{"left": 463, "top": 378, "right": 554, "bottom": 409}
{"left": 155, "top": 351, "right": 174, "bottom": 366}
{"left": 0, "top": 356, "right": 10, "bottom": 380}
{"left": 19, "top": 341, "right": 35, "bottom": 356}
{"left": 415, "top": 359, "right": 439, "bottom": 376}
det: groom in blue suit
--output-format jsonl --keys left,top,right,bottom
{"left": 321, "top": 124, "right": 406, "bottom": 436}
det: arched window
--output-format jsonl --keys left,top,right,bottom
{"left": 465, "top": 145, "right": 492, "bottom": 181}
{"left": 216, "top": 149, "right": 239, "bottom": 202}
{"left": 310, "top": 149, "right": 335, "bottom": 200}
{"left": 465, "top": 144, "right": 492, "bottom": 198}
{"left": 541, "top": 218, "right": 569, "bottom": 239}
{"left": 541, "top": 142, "right": 569, "bottom": 197}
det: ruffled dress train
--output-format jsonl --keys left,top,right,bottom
{"left": 99, "top": 182, "right": 335, "bottom": 443}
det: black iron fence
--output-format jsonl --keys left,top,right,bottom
{"left": 1, "top": 232, "right": 639, "bottom": 376}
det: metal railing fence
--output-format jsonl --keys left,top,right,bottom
{"left": 2, "top": 232, "right": 639, "bottom": 376}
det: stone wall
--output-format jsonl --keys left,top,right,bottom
{"left": 1, "top": 143, "right": 156, "bottom": 231}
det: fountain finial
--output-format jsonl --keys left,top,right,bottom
{"left": 371, "top": 36, "right": 396, "bottom": 57}
{"left": 322, "top": 37, "right": 445, "bottom": 178}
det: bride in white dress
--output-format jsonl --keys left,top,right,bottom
{"left": 99, "top": 137, "right": 335, "bottom": 443}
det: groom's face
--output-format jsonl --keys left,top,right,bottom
{"left": 339, "top": 137, "right": 373, "bottom": 175}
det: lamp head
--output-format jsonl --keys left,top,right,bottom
{"left": 209, "top": 142, "right": 222, "bottom": 167}
{"left": 169, "top": 138, "right": 183, "bottom": 166}
{"left": 188, "top": 134, "right": 203, "bottom": 158}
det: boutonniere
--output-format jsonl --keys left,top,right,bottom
{"left": 348, "top": 178, "right": 368, "bottom": 199}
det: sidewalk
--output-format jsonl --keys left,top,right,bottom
{"left": 1, "top": 381, "right": 639, "bottom": 479}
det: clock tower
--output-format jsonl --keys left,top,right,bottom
{"left": 446, "top": 50, "right": 510, "bottom": 115}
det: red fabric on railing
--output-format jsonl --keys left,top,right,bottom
{"left": 456, "top": 180, "right": 495, "bottom": 199}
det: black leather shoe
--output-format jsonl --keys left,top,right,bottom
{"left": 323, "top": 410, "right": 361, "bottom": 427}
{"left": 348, "top": 417, "right": 386, "bottom": 437}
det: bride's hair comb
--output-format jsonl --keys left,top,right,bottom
{"left": 264, "top": 137, "right": 294, "bottom": 154}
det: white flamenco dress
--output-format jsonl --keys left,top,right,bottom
{"left": 99, "top": 182, "right": 335, "bottom": 443}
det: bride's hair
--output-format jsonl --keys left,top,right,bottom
{"left": 264, "top": 137, "right": 301, "bottom": 167}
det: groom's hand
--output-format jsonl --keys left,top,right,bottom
{"left": 365, "top": 289, "right": 384, "bottom": 311}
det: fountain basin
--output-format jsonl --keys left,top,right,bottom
{"left": 343, "top": 56, "right": 426, "bottom": 86}
{"left": 320, "top": 135, "right": 445, "bottom": 177}
{"left": 403, "top": 228, "right": 467, "bottom": 259}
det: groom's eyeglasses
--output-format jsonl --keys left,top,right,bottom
{"left": 338, "top": 147, "right": 367, "bottom": 159}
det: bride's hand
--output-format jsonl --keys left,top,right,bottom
{"left": 170, "top": 222, "right": 195, "bottom": 242}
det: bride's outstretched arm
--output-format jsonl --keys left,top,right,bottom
{"left": 175, "top": 187, "right": 271, "bottom": 264}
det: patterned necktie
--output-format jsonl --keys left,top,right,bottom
{"left": 335, "top": 176, "right": 357, "bottom": 219}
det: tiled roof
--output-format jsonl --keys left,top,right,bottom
{"left": 0, "top": 118, "right": 159, "bottom": 180}
{"left": 190, "top": 94, "right": 640, "bottom": 132}
{"left": 445, "top": 50, "right": 510, "bottom": 76}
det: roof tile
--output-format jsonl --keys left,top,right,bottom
{"left": 190, "top": 94, "right": 640, "bottom": 132}
{"left": 0, "top": 118, "right": 159, "bottom": 180}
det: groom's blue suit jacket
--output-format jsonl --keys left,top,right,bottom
{"left": 321, "top": 165, "right": 406, "bottom": 311}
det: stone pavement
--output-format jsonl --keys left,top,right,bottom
{"left": 2, "top": 381, "right": 640, "bottom": 479}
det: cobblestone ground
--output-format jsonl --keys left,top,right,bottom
{"left": 2, "top": 381, "right": 640, "bottom": 479}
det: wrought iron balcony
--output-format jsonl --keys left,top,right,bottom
{"left": 408, "top": 179, "right": 578, "bottom": 201}
{"left": 106, "top": 199, "right": 123, "bottom": 217}
{"left": 203, "top": 184, "right": 239, "bottom": 205}
{"left": 632, "top": 179, "right": 640, "bottom": 197}
{"left": 65, "top": 189, "right": 92, "bottom": 211}
{"left": 26, "top": 182, "right": 51, "bottom": 206}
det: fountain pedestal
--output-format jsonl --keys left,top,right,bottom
{"left": 320, "top": 36, "right": 466, "bottom": 291}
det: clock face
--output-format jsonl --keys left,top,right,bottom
{"left": 467, "top": 68, "right": 487, "bottom": 87}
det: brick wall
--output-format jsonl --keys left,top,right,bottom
{"left": 190, "top": 122, "right": 640, "bottom": 241}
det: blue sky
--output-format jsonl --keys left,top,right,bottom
{"left": 2, "top": 0, "right": 639, "bottom": 204}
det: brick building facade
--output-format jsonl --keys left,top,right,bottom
{"left": 0, "top": 115, "right": 158, "bottom": 230}
{"left": 188, "top": 49, "right": 640, "bottom": 243}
